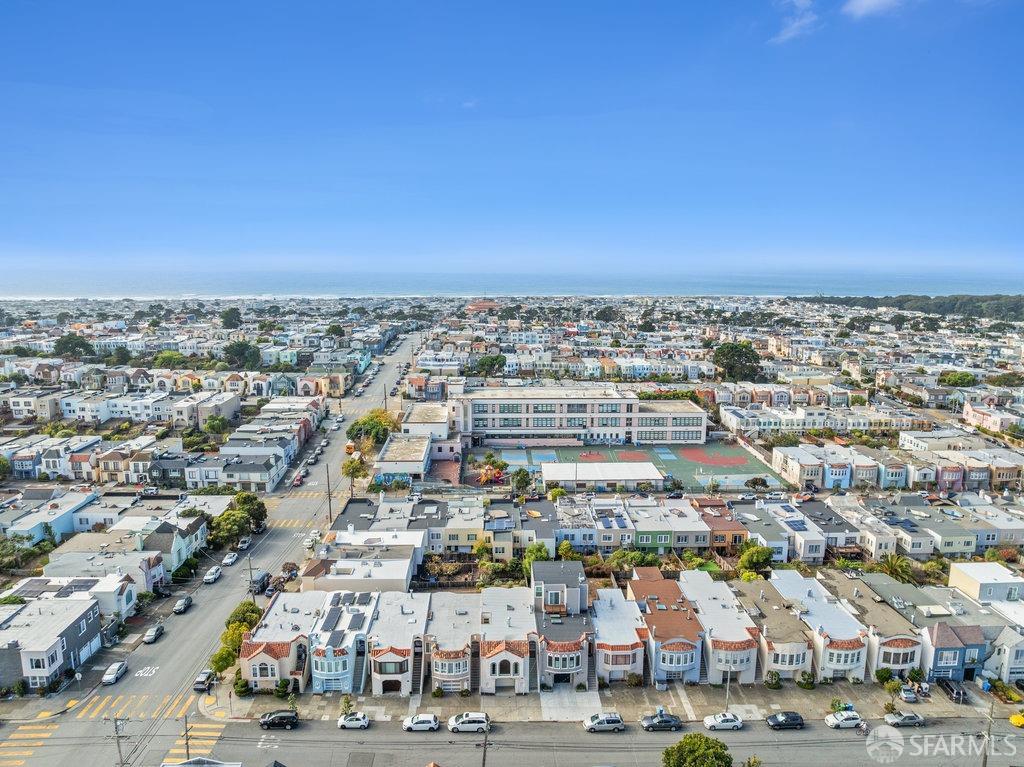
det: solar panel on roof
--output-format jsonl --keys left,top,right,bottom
{"left": 615, "top": 518, "right": 626, "bottom": 528}
{"left": 330, "top": 593, "right": 341, "bottom": 607}
{"left": 341, "top": 593, "right": 355, "bottom": 605}
{"left": 328, "top": 630, "right": 346, "bottom": 647}
{"left": 349, "top": 613, "right": 365, "bottom": 630}
{"left": 356, "top": 592, "right": 372, "bottom": 606}
{"left": 321, "top": 607, "right": 342, "bottom": 632}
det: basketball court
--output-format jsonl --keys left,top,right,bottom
{"left": 468, "top": 442, "right": 782, "bottom": 489}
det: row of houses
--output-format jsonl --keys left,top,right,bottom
{"left": 238, "top": 559, "right": 1024, "bottom": 698}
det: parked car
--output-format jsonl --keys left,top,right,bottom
{"left": 142, "top": 624, "right": 165, "bottom": 644}
{"left": 885, "top": 712, "right": 925, "bottom": 728}
{"left": 193, "top": 669, "right": 216, "bottom": 692}
{"left": 703, "top": 712, "right": 743, "bottom": 731}
{"left": 584, "top": 712, "right": 625, "bottom": 733}
{"left": 640, "top": 713, "right": 682, "bottom": 732}
{"left": 292, "top": 474, "right": 304, "bottom": 487}
{"left": 899, "top": 685, "right": 918, "bottom": 703}
{"left": 172, "top": 595, "right": 193, "bottom": 614}
{"left": 237, "top": 536, "right": 252, "bottom": 551}
{"left": 937, "top": 678, "right": 968, "bottom": 704}
{"left": 402, "top": 714, "right": 440, "bottom": 732}
{"left": 448, "top": 712, "right": 490, "bottom": 733}
{"left": 301, "top": 467, "right": 310, "bottom": 478}
{"left": 102, "top": 661, "right": 128, "bottom": 685}
{"left": 337, "top": 712, "right": 370, "bottom": 729}
{"left": 765, "top": 711, "right": 804, "bottom": 730}
{"left": 259, "top": 710, "right": 298, "bottom": 730}
{"left": 825, "top": 710, "right": 863, "bottom": 729}
{"left": 666, "top": 491, "right": 684, "bottom": 499}
{"left": 222, "top": 552, "right": 239, "bottom": 566}
{"left": 203, "top": 566, "right": 222, "bottom": 584}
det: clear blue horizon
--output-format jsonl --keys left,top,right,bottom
{"left": 2, "top": 1, "right": 1021, "bottom": 277}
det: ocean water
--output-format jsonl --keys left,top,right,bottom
{"left": 2, "top": 267, "right": 1022, "bottom": 299}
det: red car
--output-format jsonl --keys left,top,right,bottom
{"left": 292, "top": 474, "right": 304, "bottom": 487}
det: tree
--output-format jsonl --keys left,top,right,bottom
{"left": 221, "top": 340, "right": 261, "bottom": 370}
{"left": 204, "top": 415, "right": 230, "bottom": 435}
{"left": 884, "top": 678, "right": 903, "bottom": 704}
{"left": 738, "top": 545, "right": 773, "bottom": 574}
{"left": 547, "top": 487, "right": 567, "bottom": 502}
{"left": 473, "top": 354, "right": 507, "bottom": 376}
{"left": 209, "top": 509, "right": 252, "bottom": 546}
{"left": 661, "top": 732, "right": 732, "bottom": 767}
{"left": 220, "top": 307, "right": 242, "bottom": 328}
{"left": 522, "top": 542, "right": 551, "bottom": 580}
{"left": 850, "top": 395, "right": 868, "bottom": 406}
{"left": 712, "top": 341, "right": 761, "bottom": 382}
{"left": 557, "top": 540, "right": 580, "bottom": 561}
{"left": 938, "top": 371, "right": 978, "bottom": 388}
{"left": 107, "top": 346, "right": 131, "bottom": 366}
{"left": 220, "top": 622, "right": 249, "bottom": 655}
{"left": 0, "top": 456, "right": 10, "bottom": 480}
{"left": 209, "top": 645, "right": 237, "bottom": 674}
{"left": 509, "top": 467, "right": 532, "bottom": 495}
{"left": 53, "top": 334, "right": 96, "bottom": 358}
{"left": 594, "top": 305, "right": 620, "bottom": 323}
{"left": 472, "top": 538, "right": 492, "bottom": 563}
{"left": 234, "top": 492, "right": 268, "bottom": 530}
{"left": 341, "top": 458, "right": 369, "bottom": 497}
{"left": 153, "top": 350, "right": 189, "bottom": 368}
{"left": 346, "top": 409, "right": 399, "bottom": 443}
{"left": 878, "top": 553, "right": 914, "bottom": 583}
{"left": 226, "top": 601, "right": 264, "bottom": 630}
{"left": 744, "top": 477, "right": 769, "bottom": 491}
{"left": 326, "top": 324, "right": 346, "bottom": 337}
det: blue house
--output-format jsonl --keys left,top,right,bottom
{"left": 626, "top": 570, "right": 703, "bottom": 686}
{"left": 922, "top": 621, "right": 987, "bottom": 682}
{"left": 6, "top": 490, "right": 98, "bottom": 546}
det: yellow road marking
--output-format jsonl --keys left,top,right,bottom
{"left": 163, "top": 693, "right": 184, "bottom": 719}
{"left": 129, "top": 694, "right": 149, "bottom": 717}
{"left": 15, "top": 724, "right": 57, "bottom": 731}
{"left": 93, "top": 695, "right": 122, "bottom": 719}
{"left": 0, "top": 743, "right": 43, "bottom": 749}
{"left": 89, "top": 695, "right": 114, "bottom": 719}
{"left": 166, "top": 748, "right": 212, "bottom": 756}
{"left": 75, "top": 696, "right": 102, "bottom": 719}
{"left": 33, "top": 712, "right": 51, "bottom": 719}
{"left": 174, "top": 694, "right": 196, "bottom": 718}
{"left": 0, "top": 751, "right": 34, "bottom": 757}
{"left": 0, "top": 759, "right": 26, "bottom": 766}
{"left": 176, "top": 739, "right": 217, "bottom": 746}
{"left": 66, "top": 699, "right": 78, "bottom": 708}
{"left": 6, "top": 733, "right": 51, "bottom": 741}
{"left": 151, "top": 694, "right": 171, "bottom": 719}
{"left": 213, "top": 710, "right": 226, "bottom": 718}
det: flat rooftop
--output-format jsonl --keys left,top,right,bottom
{"left": 816, "top": 569, "right": 916, "bottom": 637}
{"left": 463, "top": 387, "right": 625, "bottom": 400}
{"left": 377, "top": 435, "right": 430, "bottom": 463}
{"left": 405, "top": 403, "right": 448, "bottom": 424}
{"left": 732, "top": 578, "right": 811, "bottom": 646}
{"left": 368, "top": 591, "right": 431, "bottom": 647}
{"left": 591, "top": 588, "right": 645, "bottom": 646}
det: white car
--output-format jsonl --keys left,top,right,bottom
{"left": 448, "top": 712, "right": 490, "bottom": 733}
{"left": 102, "top": 661, "right": 128, "bottom": 685}
{"left": 203, "top": 566, "right": 222, "bottom": 584}
{"left": 703, "top": 712, "right": 743, "bottom": 731}
{"left": 222, "top": 552, "right": 239, "bottom": 566}
{"left": 825, "top": 710, "right": 863, "bottom": 729}
{"left": 237, "top": 536, "right": 252, "bottom": 551}
{"left": 337, "top": 712, "right": 370, "bottom": 729}
{"left": 402, "top": 713, "right": 440, "bottom": 732}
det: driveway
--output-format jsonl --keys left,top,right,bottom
{"left": 540, "top": 685, "right": 600, "bottom": 722}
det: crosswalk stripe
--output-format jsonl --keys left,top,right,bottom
{"left": 0, "top": 751, "right": 34, "bottom": 757}
{"left": 75, "top": 696, "right": 102, "bottom": 719}
{"left": 15, "top": 724, "right": 57, "bottom": 731}
{"left": 166, "top": 748, "right": 212, "bottom": 756}
{"left": 6, "top": 733, "right": 50, "bottom": 741}
{"left": 93, "top": 695, "right": 121, "bottom": 719}
{"left": 151, "top": 694, "right": 172, "bottom": 719}
{"left": 113, "top": 695, "right": 134, "bottom": 718}
{"left": 89, "top": 695, "right": 114, "bottom": 719}
{"left": 0, "top": 743, "right": 43, "bottom": 749}
{"left": 163, "top": 693, "right": 185, "bottom": 719}
{"left": 177, "top": 739, "right": 217, "bottom": 746}
{"left": 0, "top": 758, "right": 26, "bottom": 766}
{"left": 33, "top": 712, "right": 51, "bottom": 719}
{"left": 175, "top": 694, "right": 196, "bottom": 718}
{"left": 131, "top": 694, "right": 149, "bottom": 717}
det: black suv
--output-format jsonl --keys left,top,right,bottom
{"left": 937, "top": 678, "right": 968, "bottom": 704}
{"left": 766, "top": 711, "right": 805, "bottom": 730}
{"left": 260, "top": 710, "right": 299, "bottom": 730}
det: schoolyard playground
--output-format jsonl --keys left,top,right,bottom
{"left": 468, "top": 441, "right": 783, "bottom": 491}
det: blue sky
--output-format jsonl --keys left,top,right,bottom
{"left": 1, "top": 0, "right": 1021, "bottom": 276}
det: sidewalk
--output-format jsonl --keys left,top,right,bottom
{"left": 196, "top": 676, "right": 1023, "bottom": 725}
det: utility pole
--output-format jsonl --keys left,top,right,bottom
{"left": 246, "top": 554, "right": 256, "bottom": 604}
{"left": 181, "top": 713, "right": 191, "bottom": 761}
{"left": 980, "top": 697, "right": 994, "bottom": 767}
{"left": 108, "top": 715, "right": 128, "bottom": 767}
{"left": 325, "top": 462, "right": 334, "bottom": 525}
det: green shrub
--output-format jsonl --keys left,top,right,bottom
{"left": 576, "top": 682, "right": 587, "bottom": 692}
{"left": 764, "top": 670, "right": 781, "bottom": 690}
{"left": 431, "top": 686, "right": 443, "bottom": 698}
{"left": 13, "top": 680, "right": 26, "bottom": 697}
{"left": 875, "top": 668, "right": 893, "bottom": 684}
{"left": 274, "top": 679, "right": 290, "bottom": 699}
{"left": 626, "top": 672, "right": 643, "bottom": 687}
{"left": 459, "top": 688, "right": 470, "bottom": 697}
